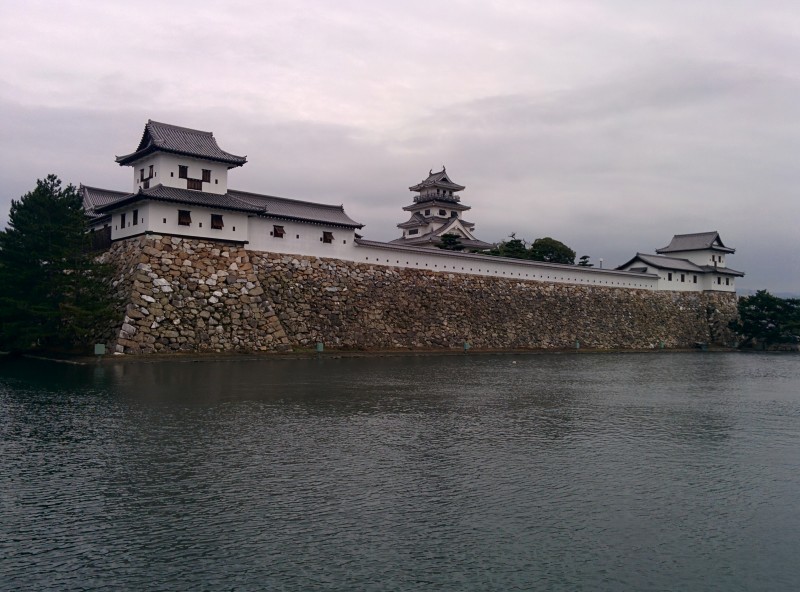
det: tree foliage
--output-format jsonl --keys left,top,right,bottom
{"left": 0, "top": 175, "right": 114, "bottom": 353}
{"left": 730, "top": 290, "right": 800, "bottom": 348}
{"left": 437, "top": 233, "right": 465, "bottom": 251}
{"left": 488, "top": 233, "right": 528, "bottom": 259}
{"left": 578, "top": 255, "right": 593, "bottom": 267}
{"left": 528, "top": 237, "right": 576, "bottom": 264}
{"left": 487, "top": 233, "right": 577, "bottom": 264}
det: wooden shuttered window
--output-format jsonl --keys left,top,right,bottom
{"left": 178, "top": 165, "right": 188, "bottom": 179}
{"left": 211, "top": 214, "right": 224, "bottom": 229}
{"left": 202, "top": 169, "right": 211, "bottom": 183}
{"left": 273, "top": 225, "right": 285, "bottom": 238}
{"left": 322, "top": 231, "right": 333, "bottom": 244}
{"left": 178, "top": 210, "right": 192, "bottom": 226}
{"left": 187, "top": 178, "right": 202, "bottom": 190}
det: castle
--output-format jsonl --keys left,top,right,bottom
{"left": 82, "top": 121, "right": 743, "bottom": 293}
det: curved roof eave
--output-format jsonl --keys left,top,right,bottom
{"left": 255, "top": 212, "right": 364, "bottom": 229}
{"left": 115, "top": 145, "right": 247, "bottom": 168}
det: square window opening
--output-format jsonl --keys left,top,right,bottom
{"left": 178, "top": 210, "right": 192, "bottom": 226}
{"left": 211, "top": 214, "right": 224, "bottom": 230}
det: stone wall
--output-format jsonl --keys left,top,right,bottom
{"left": 101, "top": 236, "right": 738, "bottom": 354}
{"left": 100, "top": 236, "right": 289, "bottom": 354}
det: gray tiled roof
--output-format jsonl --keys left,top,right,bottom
{"left": 88, "top": 183, "right": 362, "bottom": 228}
{"left": 388, "top": 234, "right": 493, "bottom": 250}
{"left": 619, "top": 253, "right": 705, "bottom": 273}
{"left": 397, "top": 213, "right": 476, "bottom": 230}
{"left": 698, "top": 265, "right": 745, "bottom": 277}
{"left": 403, "top": 199, "right": 470, "bottom": 212}
{"left": 390, "top": 221, "right": 493, "bottom": 250}
{"left": 116, "top": 120, "right": 248, "bottom": 167}
{"left": 409, "top": 168, "right": 466, "bottom": 192}
{"left": 80, "top": 185, "right": 129, "bottom": 218}
{"left": 228, "top": 190, "right": 363, "bottom": 228}
{"left": 656, "top": 231, "right": 734, "bottom": 254}
{"left": 397, "top": 213, "right": 428, "bottom": 229}
{"left": 618, "top": 253, "right": 745, "bottom": 277}
{"left": 94, "top": 184, "right": 258, "bottom": 213}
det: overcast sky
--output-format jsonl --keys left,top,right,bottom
{"left": 1, "top": 0, "right": 798, "bottom": 292}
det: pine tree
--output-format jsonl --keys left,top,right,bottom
{"left": 488, "top": 233, "right": 529, "bottom": 259}
{"left": 731, "top": 290, "right": 800, "bottom": 349}
{"left": 438, "top": 233, "right": 465, "bottom": 251}
{"left": 0, "top": 175, "right": 114, "bottom": 353}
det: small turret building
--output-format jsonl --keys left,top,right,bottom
{"left": 616, "top": 231, "right": 744, "bottom": 292}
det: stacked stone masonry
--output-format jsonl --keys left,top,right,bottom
{"left": 101, "top": 236, "right": 738, "bottom": 354}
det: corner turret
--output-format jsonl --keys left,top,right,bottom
{"left": 115, "top": 120, "right": 247, "bottom": 195}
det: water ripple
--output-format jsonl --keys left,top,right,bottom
{"left": 1, "top": 353, "right": 799, "bottom": 591}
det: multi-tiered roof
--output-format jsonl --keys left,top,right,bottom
{"left": 391, "top": 168, "right": 493, "bottom": 250}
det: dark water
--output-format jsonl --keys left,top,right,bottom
{"left": 1, "top": 352, "right": 799, "bottom": 591}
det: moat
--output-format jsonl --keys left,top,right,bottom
{"left": 2, "top": 352, "right": 799, "bottom": 591}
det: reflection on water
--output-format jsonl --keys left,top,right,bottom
{"left": 1, "top": 352, "right": 799, "bottom": 591}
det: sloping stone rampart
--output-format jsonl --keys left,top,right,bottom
{"left": 101, "top": 236, "right": 737, "bottom": 354}
{"left": 100, "top": 236, "right": 289, "bottom": 354}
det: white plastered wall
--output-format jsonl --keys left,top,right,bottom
{"left": 111, "top": 202, "right": 248, "bottom": 242}
{"left": 128, "top": 154, "right": 230, "bottom": 194}
{"left": 247, "top": 217, "right": 357, "bottom": 258}
{"left": 146, "top": 202, "right": 248, "bottom": 242}
{"left": 662, "top": 249, "right": 727, "bottom": 268}
{"left": 112, "top": 203, "right": 151, "bottom": 239}
{"left": 245, "top": 224, "right": 657, "bottom": 290}
{"left": 350, "top": 243, "right": 658, "bottom": 290}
